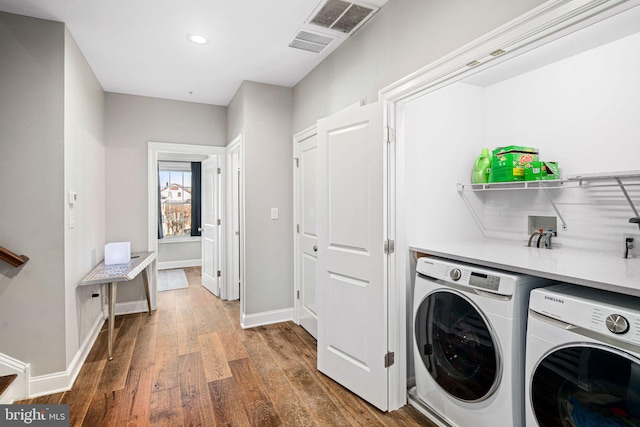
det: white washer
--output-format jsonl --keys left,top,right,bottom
{"left": 526, "top": 284, "right": 640, "bottom": 427}
{"left": 412, "top": 256, "right": 555, "bottom": 427}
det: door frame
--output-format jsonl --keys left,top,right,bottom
{"left": 292, "top": 124, "right": 317, "bottom": 327}
{"left": 378, "top": 0, "right": 640, "bottom": 411}
{"left": 225, "top": 134, "right": 244, "bottom": 302}
{"left": 147, "top": 142, "right": 226, "bottom": 304}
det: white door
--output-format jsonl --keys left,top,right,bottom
{"left": 201, "top": 156, "right": 220, "bottom": 296}
{"left": 316, "top": 101, "right": 388, "bottom": 411}
{"left": 295, "top": 129, "right": 319, "bottom": 339}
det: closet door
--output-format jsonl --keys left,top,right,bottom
{"left": 316, "top": 101, "right": 388, "bottom": 410}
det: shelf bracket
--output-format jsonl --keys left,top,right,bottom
{"left": 458, "top": 187, "right": 487, "bottom": 237}
{"left": 615, "top": 177, "right": 639, "bottom": 218}
{"left": 542, "top": 189, "right": 568, "bottom": 231}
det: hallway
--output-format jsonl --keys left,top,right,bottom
{"left": 18, "top": 267, "right": 431, "bottom": 426}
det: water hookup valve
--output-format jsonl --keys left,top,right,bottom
{"left": 528, "top": 228, "right": 554, "bottom": 249}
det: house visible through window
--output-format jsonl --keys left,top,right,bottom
{"left": 159, "top": 161, "right": 193, "bottom": 237}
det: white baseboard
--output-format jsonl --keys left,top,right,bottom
{"left": 241, "top": 307, "right": 293, "bottom": 329}
{"left": 115, "top": 300, "right": 152, "bottom": 316}
{"left": 157, "top": 259, "right": 201, "bottom": 270}
{"left": 28, "top": 311, "right": 105, "bottom": 399}
{"left": 0, "top": 353, "right": 29, "bottom": 403}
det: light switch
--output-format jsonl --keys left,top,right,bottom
{"left": 68, "top": 191, "right": 78, "bottom": 207}
{"left": 271, "top": 208, "right": 278, "bottom": 220}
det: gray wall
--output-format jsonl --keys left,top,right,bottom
{"left": 105, "top": 93, "right": 227, "bottom": 303}
{"left": 228, "top": 81, "right": 294, "bottom": 315}
{"left": 293, "top": 0, "right": 547, "bottom": 132}
{"left": 63, "top": 28, "right": 106, "bottom": 367}
{"left": 0, "top": 12, "right": 67, "bottom": 376}
{"left": 0, "top": 12, "right": 106, "bottom": 377}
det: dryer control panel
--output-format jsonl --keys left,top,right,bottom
{"left": 530, "top": 284, "right": 640, "bottom": 345}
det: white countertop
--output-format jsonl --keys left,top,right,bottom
{"left": 410, "top": 240, "right": 640, "bottom": 297}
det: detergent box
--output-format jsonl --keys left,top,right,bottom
{"left": 525, "top": 161, "right": 559, "bottom": 181}
{"left": 489, "top": 145, "right": 539, "bottom": 182}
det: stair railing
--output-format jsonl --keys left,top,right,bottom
{"left": 0, "top": 245, "right": 29, "bottom": 267}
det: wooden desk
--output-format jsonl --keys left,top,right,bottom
{"left": 80, "top": 251, "right": 156, "bottom": 360}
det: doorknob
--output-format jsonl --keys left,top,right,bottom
{"left": 313, "top": 245, "right": 318, "bottom": 252}
{"left": 198, "top": 227, "right": 204, "bottom": 232}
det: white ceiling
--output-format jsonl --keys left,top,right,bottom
{"left": 0, "top": 0, "right": 374, "bottom": 106}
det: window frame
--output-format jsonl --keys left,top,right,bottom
{"left": 158, "top": 161, "right": 196, "bottom": 240}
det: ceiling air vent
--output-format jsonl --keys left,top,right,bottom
{"left": 309, "top": 0, "right": 376, "bottom": 34}
{"left": 289, "top": 30, "right": 335, "bottom": 53}
{"left": 289, "top": 0, "right": 385, "bottom": 54}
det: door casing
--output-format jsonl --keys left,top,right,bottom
{"left": 147, "top": 142, "right": 225, "bottom": 305}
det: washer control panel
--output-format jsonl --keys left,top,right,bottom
{"left": 415, "top": 257, "right": 524, "bottom": 296}
{"left": 468, "top": 271, "right": 501, "bottom": 291}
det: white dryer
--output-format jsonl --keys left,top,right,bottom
{"left": 412, "top": 256, "right": 555, "bottom": 427}
{"left": 526, "top": 284, "right": 640, "bottom": 427}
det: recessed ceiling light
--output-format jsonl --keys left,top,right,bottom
{"left": 187, "top": 34, "right": 209, "bottom": 45}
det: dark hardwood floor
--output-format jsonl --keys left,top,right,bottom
{"left": 17, "top": 267, "right": 433, "bottom": 426}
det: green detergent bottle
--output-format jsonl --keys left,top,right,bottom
{"left": 471, "top": 148, "right": 491, "bottom": 184}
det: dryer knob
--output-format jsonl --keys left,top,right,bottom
{"left": 449, "top": 268, "right": 462, "bottom": 281}
{"left": 606, "top": 314, "right": 630, "bottom": 334}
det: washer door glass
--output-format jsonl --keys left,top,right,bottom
{"left": 415, "top": 290, "right": 500, "bottom": 402}
{"left": 531, "top": 345, "right": 640, "bottom": 427}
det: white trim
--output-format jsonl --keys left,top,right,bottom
{"left": 157, "top": 258, "right": 201, "bottom": 270}
{"left": 28, "top": 372, "right": 69, "bottom": 399}
{"left": 0, "top": 353, "right": 29, "bottom": 403}
{"left": 292, "top": 124, "right": 317, "bottom": 326}
{"left": 27, "top": 310, "right": 104, "bottom": 399}
{"left": 158, "top": 236, "right": 201, "bottom": 244}
{"left": 378, "top": 0, "right": 640, "bottom": 411}
{"left": 380, "top": 0, "right": 633, "bottom": 103}
{"left": 241, "top": 308, "right": 294, "bottom": 329}
{"left": 225, "top": 134, "right": 244, "bottom": 305}
{"left": 385, "top": 99, "right": 405, "bottom": 411}
{"left": 115, "top": 300, "right": 151, "bottom": 316}
{"left": 148, "top": 142, "right": 226, "bottom": 311}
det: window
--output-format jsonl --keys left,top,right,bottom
{"left": 159, "top": 162, "right": 193, "bottom": 238}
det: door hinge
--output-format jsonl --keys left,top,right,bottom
{"left": 217, "top": 271, "right": 221, "bottom": 277}
{"left": 217, "top": 167, "right": 221, "bottom": 174}
{"left": 385, "top": 127, "right": 395, "bottom": 144}
{"left": 296, "top": 290, "right": 300, "bottom": 299}
{"left": 384, "top": 351, "right": 395, "bottom": 368}
{"left": 217, "top": 219, "right": 221, "bottom": 225}
{"left": 384, "top": 239, "right": 395, "bottom": 254}
{"left": 296, "top": 224, "right": 300, "bottom": 233}
{"left": 294, "top": 157, "right": 299, "bottom": 167}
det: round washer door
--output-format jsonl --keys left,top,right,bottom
{"left": 415, "top": 289, "right": 501, "bottom": 402}
{"left": 530, "top": 344, "right": 640, "bottom": 427}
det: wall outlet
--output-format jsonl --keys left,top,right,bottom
{"left": 624, "top": 233, "right": 640, "bottom": 258}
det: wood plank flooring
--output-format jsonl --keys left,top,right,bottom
{"left": 17, "top": 267, "right": 434, "bottom": 426}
